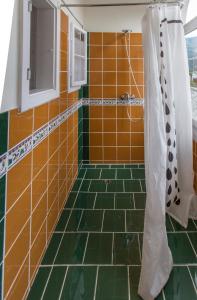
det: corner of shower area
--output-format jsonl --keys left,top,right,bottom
{"left": 27, "top": 30, "right": 197, "bottom": 300}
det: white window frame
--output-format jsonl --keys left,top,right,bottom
{"left": 68, "top": 21, "right": 87, "bottom": 93}
{"left": 184, "top": 15, "right": 197, "bottom": 139}
{"left": 184, "top": 16, "right": 197, "bottom": 35}
{"left": 20, "top": 0, "right": 60, "bottom": 112}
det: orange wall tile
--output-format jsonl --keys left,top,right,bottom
{"left": 6, "top": 257, "right": 29, "bottom": 300}
{"left": 5, "top": 187, "right": 31, "bottom": 252}
{"left": 7, "top": 153, "right": 32, "bottom": 209}
{"left": 4, "top": 222, "right": 30, "bottom": 297}
{"left": 34, "top": 103, "right": 49, "bottom": 131}
{"left": 88, "top": 31, "right": 145, "bottom": 163}
{"left": 3, "top": 10, "right": 79, "bottom": 300}
{"left": 9, "top": 109, "right": 33, "bottom": 149}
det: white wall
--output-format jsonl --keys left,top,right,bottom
{"left": 83, "top": 6, "right": 146, "bottom": 32}
{"left": 1, "top": 0, "right": 20, "bottom": 112}
{"left": 1, "top": 0, "right": 85, "bottom": 113}
{"left": 62, "top": 3, "right": 85, "bottom": 28}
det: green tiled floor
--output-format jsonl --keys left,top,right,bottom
{"left": 27, "top": 164, "right": 197, "bottom": 300}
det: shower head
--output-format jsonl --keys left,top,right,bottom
{"left": 122, "top": 29, "right": 132, "bottom": 34}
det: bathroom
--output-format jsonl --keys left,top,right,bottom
{"left": 0, "top": 0, "right": 196, "bottom": 299}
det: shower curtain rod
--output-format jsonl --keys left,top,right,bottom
{"left": 61, "top": 1, "right": 183, "bottom": 8}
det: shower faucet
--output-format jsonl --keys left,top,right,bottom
{"left": 120, "top": 93, "right": 135, "bottom": 100}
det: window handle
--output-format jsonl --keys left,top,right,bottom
{"left": 27, "top": 68, "right": 31, "bottom": 81}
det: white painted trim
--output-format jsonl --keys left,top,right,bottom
{"left": 184, "top": 16, "right": 197, "bottom": 141}
{"left": 20, "top": 0, "right": 60, "bottom": 112}
{"left": 68, "top": 19, "right": 87, "bottom": 92}
{"left": 184, "top": 16, "right": 197, "bottom": 35}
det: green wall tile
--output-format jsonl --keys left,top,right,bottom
{"left": 83, "top": 147, "right": 89, "bottom": 162}
{"left": 78, "top": 87, "right": 83, "bottom": 100}
{"left": 0, "top": 219, "right": 4, "bottom": 263}
{"left": 0, "top": 176, "right": 6, "bottom": 221}
{"left": 0, "top": 112, "right": 8, "bottom": 155}
{"left": 0, "top": 264, "right": 2, "bottom": 300}
{"left": 83, "top": 106, "right": 89, "bottom": 120}
{"left": 83, "top": 85, "right": 89, "bottom": 98}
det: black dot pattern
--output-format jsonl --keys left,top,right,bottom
{"left": 159, "top": 20, "right": 181, "bottom": 209}
{"left": 165, "top": 103, "right": 170, "bottom": 115}
{"left": 166, "top": 123, "right": 171, "bottom": 133}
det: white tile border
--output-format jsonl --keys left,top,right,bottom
{"left": 82, "top": 98, "right": 144, "bottom": 106}
{"left": 0, "top": 98, "right": 144, "bottom": 178}
{"left": 0, "top": 101, "right": 82, "bottom": 178}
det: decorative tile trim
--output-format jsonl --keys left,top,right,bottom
{"left": 33, "top": 124, "right": 49, "bottom": 148}
{"left": 0, "top": 154, "right": 7, "bottom": 178}
{"left": 82, "top": 98, "right": 144, "bottom": 106}
{"left": 8, "top": 136, "right": 32, "bottom": 169}
{"left": 0, "top": 101, "right": 82, "bottom": 178}
{"left": 0, "top": 98, "right": 143, "bottom": 178}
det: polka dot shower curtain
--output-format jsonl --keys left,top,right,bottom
{"left": 138, "top": 4, "right": 197, "bottom": 300}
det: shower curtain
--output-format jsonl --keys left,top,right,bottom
{"left": 138, "top": 4, "right": 197, "bottom": 300}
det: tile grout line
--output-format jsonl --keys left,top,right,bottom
{"left": 187, "top": 265, "right": 197, "bottom": 295}
{"left": 127, "top": 266, "right": 131, "bottom": 300}
{"left": 72, "top": 169, "right": 88, "bottom": 210}
{"left": 168, "top": 215, "right": 175, "bottom": 232}
{"left": 87, "top": 179, "right": 92, "bottom": 192}
{"left": 162, "top": 290, "right": 166, "bottom": 300}
{"left": 64, "top": 208, "right": 145, "bottom": 211}
{"left": 82, "top": 233, "right": 89, "bottom": 264}
{"left": 112, "top": 232, "right": 114, "bottom": 265}
{"left": 73, "top": 178, "right": 144, "bottom": 181}
{"left": 93, "top": 266, "right": 99, "bottom": 300}
{"left": 101, "top": 210, "right": 105, "bottom": 232}
{"left": 3, "top": 143, "right": 74, "bottom": 222}
{"left": 34, "top": 263, "right": 197, "bottom": 267}
{"left": 133, "top": 193, "right": 136, "bottom": 209}
{"left": 54, "top": 230, "right": 197, "bottom": 234}
{"left": 24, "top": 165, "right": 80, "bottom": 298}
{"left": 186, "top": 232, "right": 197, "bottom": 257}
{"left": 93, "top": 193, "right": 97, "bottom": 209}
{"left": 125, "top": 210, "right": 127, "bottom": 232}
{"left": 99, "top": 169, "right": 102, "bottom": 180}
{"left": 192, "top": 219, "right": 197, "bottom": 230}
{"left": 77, "top": 210, "right": 84, "bottom": 231}
{"left": 58, "top": 267, "right": 69, "bottom": 300}
{"left": 40, "top": 265, "right": 55, "bottom": 300}
{"left": 139, "top": 179, "right": 143, "bottom": 193}
{"left": 138, "top": 233, "right": 142, "bottom": 262}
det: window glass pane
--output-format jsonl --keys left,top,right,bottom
{"left": 186, "top": 29, "right": 197, "bottom": 118}
{"left": 30, "top": 0, "right": 55, "bottom": 93}
{"left": 186, "top": 0, "right": 197, "bottom": 23}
